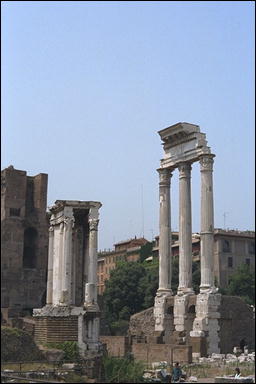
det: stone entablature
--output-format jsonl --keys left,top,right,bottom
{"left": 158, "top": 122, "right": 212, "bottom": 168}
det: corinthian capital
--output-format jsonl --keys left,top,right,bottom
{"left": 157, "top": 168, "right": 172, "bottom": 187}
{"left": 63, "top": 216, "right": 74, "bottom": 230}
{"left": 89, "top": 218, "right": 99, "bottom": 231}
{"left": 199, "top": 154, "right": 214, "bottom": 171}
{"left": 178, "top": 162, "right": 192, "bottom": 178}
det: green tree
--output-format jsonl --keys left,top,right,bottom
{"left": 103, "top": 257, "right": 205, "bottom": 334}
{"left": 223, "top": 264, "right": 255, "bottom": 305}
{"left": 103, "top": 262, "right": 146, "bottom": 328}
{"left": 139, "top": 241, "right": 154, "bottom": 263}
{"left": 140, "top": 261, "right": 159, "bottom": 309}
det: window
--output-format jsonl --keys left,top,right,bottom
{"left": 245, "top": 258, "right": 250, "bottom": 266}
{"left": 228, "top": 257, "right": 233, "bottom": 268}
{"left": 23, "top": 227, "right": 38, "bottom": 268}
{"left": 223, "top": 239, "right": 231, "bottom": 253}
{"left": 10, "top": 208, "right": 20, "bottom": 217}
{"left": 248, "top": 241, "right": 255, "bottom": 254}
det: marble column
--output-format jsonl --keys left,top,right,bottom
{"left": 62, "top": 216, "right": 74, "bottom": 305}
{"left": 178, "top": 162, "right": 193, "bottom": 294}
{"left": 199, "top": 154, "right": 216, "bottom": 292}
{"left": 52, "top": 224, "right": 63, "bottom": 305}
{"left": 46, "top": 225, "right": 54, "bottom": 304}
{"left": 84, "top": 208, "right": 99, "bottom": 306}
{"left": 157, "top": 168, "right": 172, "bottom": 293}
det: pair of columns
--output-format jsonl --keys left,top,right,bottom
{"left": 157, "top": 154, "right": 215, "bottom": 295}
{"left": 46, "top": 211, "right": 99, "bottom": 307}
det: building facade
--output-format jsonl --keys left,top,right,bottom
{"left": 97, "top": 230, "right": 255, "bottom": 295}
{"left": 1, "top": 166, "right": 49, "bottom": 321}
{"left": 152, "top": 229, "right": 255, "bottom": 289}
{"left": 213, "top": 229, "right": 255, "bottom": 288}
{"left": 97, "top": 237, "right": 148, "bottom": 294}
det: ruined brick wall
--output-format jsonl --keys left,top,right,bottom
{"left": 128, "top": 296, "right": 255, "bottom": 355}
{"left": 129, "top": 307, "right": 155, "bottom": 339}
{"left": 219, "top": 296, "right": 255, "bottom": 353}
{"left": 100, "top": 336, "right": 130, "bottom": 357}
{"left": 131, "top": 343, "right": 192, "bottom": 364}
{"left": 1, "top": 166, "right": 48, "bottom": 317}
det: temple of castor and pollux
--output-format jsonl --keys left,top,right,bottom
{"left": 31, "top": 122, "right": 254, "bottom": 363}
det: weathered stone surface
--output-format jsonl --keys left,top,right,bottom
{"left": 33, "top": 200, "right": 102, "bottom": 356}
{"left": 1, "top": 166, "right": 48, "bottom": 318}
{"left": 154, "top": 123, "right": 219, "bottom": 356}
{"left": 129, "top": 296, "right": 255, "bottom": 355}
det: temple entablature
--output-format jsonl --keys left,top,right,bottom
{"left": 158, "top": 122, "right": 213, "bottom": 168}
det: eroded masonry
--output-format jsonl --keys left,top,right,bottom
{"left": 33, "top": 200, "right": 102, "bottom": 355}
{"left": 122, "top": 122, "right": 254, "bottom": 363}
{"left": 154, "top": 122, "right": 220, "bottom": 357}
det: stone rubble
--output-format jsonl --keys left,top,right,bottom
{"left": 198, "top": 352, "right": 255, "bottom": 364}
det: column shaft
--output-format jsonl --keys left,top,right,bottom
{"left": 158, "top": 168, "right": 172, "bottom": 293}
{"left": 46, "top": 226, "right": 54, "bottom": 304}
{"left": 84, "top": 208, "right": 99, "bottom": 306}
{"left": 200, "top": 154, "right": 215, "bottom": 291}
{"left": 178, "top": 163, "right": 193, "bottom": 293}
{"left": 62, "top": 216, "right": 74, "bottom": 304}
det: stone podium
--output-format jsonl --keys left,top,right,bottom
{"left": 33, "top": 200, "right": 102, "bottom": 355}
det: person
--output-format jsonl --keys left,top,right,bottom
{"left": 239, "top": 339, "right": 246, "bottom": 352}
{"left": 234, "top": 367, "right": 241, "bottom": 378}
{"left": 171, "top": 362, "right": 182, "bottom": 383}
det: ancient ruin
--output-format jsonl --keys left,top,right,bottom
{"left": 33, "top": 200, "right": 102, "bottom": 356}
{"left": 110, "top": 122, "right": 254, "bottom": 364}
{"left": 1, "top": 166, "right": 48, "bottom": 322}
{"left": 154, "top": 122, "right": 221, "bottom": 358}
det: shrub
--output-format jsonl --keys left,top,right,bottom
{"left": 44, "top": 341, "right": 80, "bottom": 361}
{"left": 103, "top": 356, "right": 144, "bottom": 383}
{"left": 1, "top": 326, "right": 44, "bottom": 362}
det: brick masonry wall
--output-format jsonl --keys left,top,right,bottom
{"left": 1, "top": 167, "right": 48, "bottom": 315}
{"left": 34, "top": 317, "right": 78, "bottom": 344}
{"left": 100, "top": 336, "right": 130, "bottom": 357}
{"left": 128, "top": 296, "right": 255, "bottom": 355}
{"left": 219, "top": 296, "right": 255, "bottom": 353}
{"left": 131, "top": 343, "right": 192, "bottom": 364}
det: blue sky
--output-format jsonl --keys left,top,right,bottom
{"left": 1, "top": 1, "right": 255, "bottom": 250}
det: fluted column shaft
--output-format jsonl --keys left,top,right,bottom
{"left": 178, "top": 162, "right": 193, "bottom": 293}
{"left": 158, "top": 168, "right": 172, "bottom": 293}
{"left": 84, "top": 208, "right": 99, "bottom": 306}
{"left": 200, "top": 154, "right": 215, "bottom": 291}
{"left": 46, "top": 226, "right": 54, "bottom": 304}
{"left": 62, "top": 216, "right": 74, "bottom": 304}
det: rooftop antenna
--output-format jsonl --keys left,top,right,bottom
{"left": 141, "top": 184, "right": 144, "bottom": 238}
{"left": 223, "top": 212, "right": 229, "bottom": 229}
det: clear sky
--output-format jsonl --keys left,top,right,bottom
{"left": 1, "top": 1, "right": 255, "bottom": 250}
